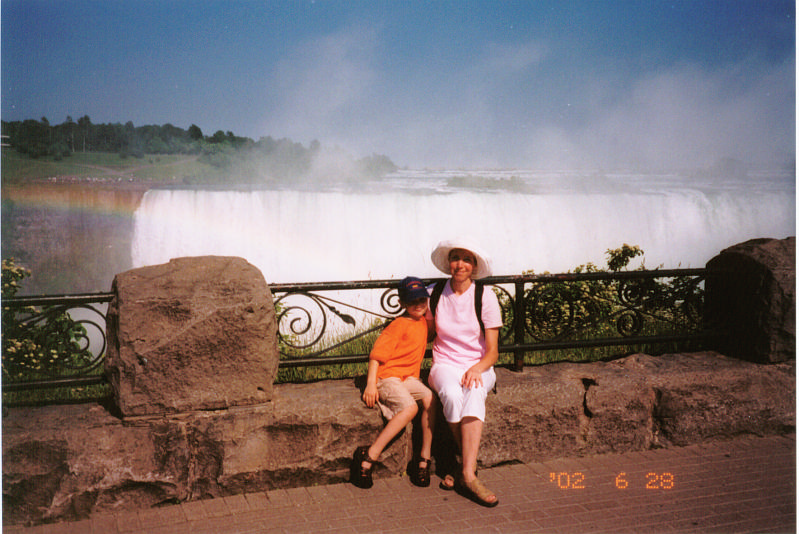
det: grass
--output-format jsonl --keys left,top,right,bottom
{"left": 505, "top": 339, "right": 704, "bottom": 368}
{"left": 276, "top": 362, "right": 370, "bottom": 384}
{"left": 2, "top": 363, "right": 112, "bottom": 407}
{"left": 1, "top": 149, "right": 214, "bottom": 184}
{"left": 275, "top": 321, "right": 383, "bottom": 383}
{"left": 3, "top": 383, "right": 113, "bottom": 407}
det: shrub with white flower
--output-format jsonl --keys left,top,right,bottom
{"left": 2, "top": 258, "right": 87, "bottom": 380}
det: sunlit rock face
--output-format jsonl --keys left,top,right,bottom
{"left": 105, "top": 255, "right": 279, "bottom": 417}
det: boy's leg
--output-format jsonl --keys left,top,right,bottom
{"left": 366, "top": 403, "right": 418, "bottom": 466}
{"left": 419, "top": 394, "right": 436, "bottom": 464}
{"left": 403, "top": 377, "right": 436, "bottom": 464}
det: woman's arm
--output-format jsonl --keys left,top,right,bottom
{"left": 461, "top": 327, "right": 500, "bottom": 388}
{"left": 425, "top": 309, "right": 436, "bottom": 342}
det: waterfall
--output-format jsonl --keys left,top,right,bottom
{"left": 131, "top": 172, "right": 795, "bottom": 283}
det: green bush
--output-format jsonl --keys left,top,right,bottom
{"left": 1, "top": 259, "right": 88, "bottom": 382}
{"left": 494, "top": 244, "right": 704, "bottom": 366}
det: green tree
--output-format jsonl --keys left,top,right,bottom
{"left": 13, "top": 119, "right": 50, "bottom": 157}
{"left": 607, "top": 244, "right": 643, "bottom": 272}
{"left": 188, "top": 124, "right": 203, "bottom": 141}
{"left": 356, "top": 153, "right": 398, "bottom": 177}
{"left": 209, "top": 130, "right": 228, "bottom": 144}
{"left": 49, "top": 141, "right": 70, "bottom": 160}
{"left": 77, "top": 115, "right": 91, "bottom": 152}
{"left": 64, "top": 115, "right": 76, "bottom": 152}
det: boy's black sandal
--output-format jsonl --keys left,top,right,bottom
{"left": 350, "top": 446, "right": 376, "bottom": 489}
{"left": 409, "top": 457, "right": 431, "bottom": 487}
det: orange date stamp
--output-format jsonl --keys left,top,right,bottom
{"left": 548, "top": 472, "right": 675, "bottom": 490}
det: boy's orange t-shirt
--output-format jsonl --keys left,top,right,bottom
{"left": 369, "top": 315, "right": 428, "bottom": 380}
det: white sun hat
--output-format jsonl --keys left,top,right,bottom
{"left": 430, "top": 238, "right": 493, "bottom": 279}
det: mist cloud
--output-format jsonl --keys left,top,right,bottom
{"left": 264, "top": 26, "right": 379, "bottom": 142}
{"left": 262, "top": 26, "right": 793, "bottom": 172}
{"left": 567, "top": 57, "right": 796, "bottom": 171}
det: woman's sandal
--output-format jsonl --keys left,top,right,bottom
{"left": 438, "top": 455, "right": 468, "bottom": 491}
{"left": 456, "top": 477, "right": 499, "bottom": 508}
{"left": 409, "top": 457, "right": 431, "bottom": 487}
{"left": 439, "top": 473, "right": 456, "bottom": 491}
{"left": 438, "top": 454, "right": 463, "bottom": 491}
{"left": 350, "top": 446, "right": 377, "bottom": 489}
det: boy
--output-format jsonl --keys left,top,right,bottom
{"left": 350, "top": 276, "right": 436, "bottom": 489}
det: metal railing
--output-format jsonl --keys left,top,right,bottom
{"left": 2, "top": 293, "right": 113, "bottom": 392}
{"left": 271, "top": 269, "right": 712, "bottom": 370}
{"left": 2, "top": 268, "right": 715, "bottom": 393}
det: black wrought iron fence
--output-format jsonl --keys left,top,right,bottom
{"left": 2, "top": 268, "right": 715, "bottom": 394}
{"left": 2, "top": 293, "right": 112, "bottom": 392}
{"left": 271, "top": 269, "right": 712, "bottom": 371}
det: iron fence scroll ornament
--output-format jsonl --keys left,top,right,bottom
{"left": 273, "top": 285, "right": 404, "bottom": 360}
{"left": 2, "top": 294, "right": 111, "bottom": 384}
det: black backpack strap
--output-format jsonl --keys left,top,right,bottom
{"left": 474, "top": 281, "right": 485, "bottom": 334}
{"left": 431, "top": 279, "right": 485, "bottom": 334}
{"left": 429, "top": 279, "right": 446, "bottom": 316}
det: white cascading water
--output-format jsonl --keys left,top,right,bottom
{"left": 131, "top": 171, "right": 795, "bottom": 283}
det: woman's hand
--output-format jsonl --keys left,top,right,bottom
{"left": 362, "top": 383, "right": 379, "bottom": 408}
{"left": 460, "top": 365, "right": 484, "bottom": 389}
{"left": 460, "top": 328, "right": 500, "bottom": 388}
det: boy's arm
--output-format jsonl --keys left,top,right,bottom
{"left": 362, "top": 358, "right": 380, "bottom": 408}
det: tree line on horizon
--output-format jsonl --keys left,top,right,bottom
{"left": 1, "top": 115, "right": 397, "bottom": 181}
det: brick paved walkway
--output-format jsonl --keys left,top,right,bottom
{"left": 7, "top": 434, "right": 795, "bottom": 534}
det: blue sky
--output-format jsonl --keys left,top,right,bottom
{"left": 2, "top": 0, "right": 795, "bottom": 170}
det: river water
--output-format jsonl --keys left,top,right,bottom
{"left": 2, "top": 169, "right": 795, "bottom": 295}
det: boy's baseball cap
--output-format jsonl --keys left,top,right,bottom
{"left": 398, "top": 276, "right": 429, "bottom": 302}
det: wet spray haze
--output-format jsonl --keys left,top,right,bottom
{"left": 260, "top": 24, "right": 794, "bottom": 174}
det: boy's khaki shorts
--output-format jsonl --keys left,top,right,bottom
{"left": 376, "top": 376, "right": 433, "bottom": 419}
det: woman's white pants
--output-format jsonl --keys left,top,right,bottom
{"left": 429, "top": 363, "right": 496, "bottom": 423}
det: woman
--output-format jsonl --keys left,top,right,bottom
{"left": 426, "top": 238, "right": 502, "bottom": 507}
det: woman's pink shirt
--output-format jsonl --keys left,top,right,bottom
{"left": 428, "top": 281, "right": 502, "bottom": 368}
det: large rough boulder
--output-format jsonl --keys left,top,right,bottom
{"left": 105, "top": 256, "right": 279, "bottom": 417}
{"left": 706, "top": 237, "right": 795, "bottom": 363}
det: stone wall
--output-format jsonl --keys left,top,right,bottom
{"left": 3, "top": 240, "right": 795, "bottom": 526}
{"left": 3, "top": 353, "right": 794, "bottom": 526}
